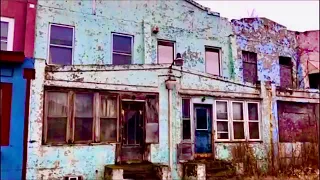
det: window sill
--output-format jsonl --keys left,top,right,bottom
{"left": 42, "top": 142, "right": 119, "bottom": 147}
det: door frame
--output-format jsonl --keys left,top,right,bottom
{"left": 191, "top": 97, "right": 215, "bottom": 159}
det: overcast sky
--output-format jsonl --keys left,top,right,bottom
{"left": 196, "top": 0, "right": 319, "bottom": 32}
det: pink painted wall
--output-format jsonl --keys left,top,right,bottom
{"left": 1, "top": 0, "right": 37, "bottom": 58}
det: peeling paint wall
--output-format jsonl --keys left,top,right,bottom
{"left": 231, "top": 18, "right": 299, "bottom": 87}
{"left": 34, "top": 0, "right": 235, "bottom": 78}
{"left": 297, "top": 30, "right": 320, "bottom": 88}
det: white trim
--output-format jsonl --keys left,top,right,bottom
{"left": 246, "top": 102, "right": 261, "bottom": 141}
{"left": 111, "top": 33, "right": 134, "bottom": 65}
{"left": 47, "top": 23, "right": 75, "bottom": 65}
{"left": 230, "top": 101, "right": 246, "bottom": 141}
{"left": 214, "top": 100, "right": 230, "bottom": 141}
{"left": 1, "top": 17, "right": 15, "bottom": 51}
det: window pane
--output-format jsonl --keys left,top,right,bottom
{"left": 75, "top": 93, "right": 93, "bottom": 141}
{"left": 47, "top": 92, "right": 68, "bottom": 117}
{"left": 205, "top": 50, "right": 220, "bottom": 75}
{"left": 113, "top": 34, "right": 132, "bottom": 54}
{"left": 249, "top": 122, "right": 259, "bottom": 139}
{"left": 112, "top": 53, "right": 131, "bottom": 65}
{"left": 47, "top": 117, "right": 67, "bottom": 143}
{"left": 75, "top": 93, "right": 93, "bottom": 117}
{"left": 1, "top": 21, "right": 8, "bottom": 40}
{"left": 248, "top": 103, "right": 258, "bottom": 120}
{"left": 232, "top": 102, "right": 243, "bottom": 120}
{"left": 100, "top": 118, "right": 117, "bottom": 142}
{"left": 100, "top": 96, "right": 117, "bottom": 118}
{"left": 183, "top": 120, "right": 191, "bottom": 140}
{"left": 196, "top": 108, "right": 208, "bottom": 130}
{"left": 158, "top": 44, "right": 173, "bottom": 64}
{"left": 217, "top": 121, "right": 228, "bottom": 132}
{"left": 233, "top": 122, "right": 244, "bottom": 139}
{"left": 243, "top": 62, "right": 257, "bottom": 84}
{"left": 50, "top": 25, "right": 73, "bottom": 46}
{"left": 182, "top": 99, "right": 190, "bottom": 119}
{"left": 49, "top": 46, "right": 72, "bottom": 65}
{"left": 1, "top": 41, "right": 7, "bottom": 51}
{"left": 217, "top": 133, "right": 228, "bottom": 139}
{"left": 74, "top": 118, "right": 93, "bottom": 141}
{"left": 216, "top": 101, "right": 228, "bottom": 119}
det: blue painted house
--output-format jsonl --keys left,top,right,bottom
{"left": 1, "top": 0, "right": 37, "bottom": 179}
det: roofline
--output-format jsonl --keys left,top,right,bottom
{"left": 184, "top": 0, "right": 220, "bottom": 17}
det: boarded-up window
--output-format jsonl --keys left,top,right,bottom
{"left": 278, "top": 101, "right": 318, "bottom": 142}
{"left": 145, "top": 95, "right": 159, "bottom": 143}
{"left": 242, "top": 51, "right": 258, "bottom": 84}
{"left": 182, "top": 99, "right": 191, "bottom": 140}
{"left": 279, "top": 56, "right": 293, "bottom": 88}
{"left": 100, "top": 95, "right": 118, "bottom": 142}
{"left": 74, "top": 93, "right": 93, "bottom": 142}
{"left": 158, "top": 40, "right": 174, "bottom": 64}
{"left": 45, "top": 92, "right": 68, "bottom": 143}
{"left": 205, "top": 47, "right": 220, "bottom": 76}
{"left": 0, "top": 83, "right": 12, "bottom": 146}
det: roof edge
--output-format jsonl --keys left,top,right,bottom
{"left": 184, "top": 0, "right": 220, "bottom": 17}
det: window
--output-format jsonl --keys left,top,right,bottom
{"left": 158, "top": 40, "right": 174, "bottom": 64}
{"left": 308, "top": 73, "right": 320, "bottom": 89}
{"left": 49, "top": 24, "right": 74, "bottom": 65}
{"left": 279, "top": 56, "right": 293, "bottom": 88}
{"left": 182, "top": 99, "right": 191, "bottom": 140}
{"left": 44, "top": 90, "right": 118, "bottom": 144}
{"left": 195, "top": 108, "right": 208, "bottom": 130}
{"left": 242, "top": 51, "right": 258, "bottom": 84}
{"left": 0, "top": 83, "right": 12, "bottom": 146}
{"left": 205, "top": 47, "right": 220, "bottom": 76}
{"left": 215, "top": 100, "right": 260, "bottom": 141}
{"left": 112, "top": 33, "right": 133, "bottom": 65}
{"left": 1, "top": 17, "right": 14, "bottom": 51}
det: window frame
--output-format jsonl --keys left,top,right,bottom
{"left": 242, "top": 51, "right": 258, "bottom": 84}
{"left": 246, "top": 102, "right": 261, "bottom": 141}
{"left": 205, "top": 46, "right": 221, "bottom": 76}
{"left": 279, "top": 56, "right": 293, "bottom": 88}
{"left": 182, "top": 98, "right": 192, "bottom": 141}
{"left": 157, "top": 39, "right": 175, "bottom": 64}
{"left": 47, "top": 23, "right": 75, "bottom": 65}
{"left": 43, "top": 89, "right": 120, "bottom": 145}
{"left": 111, "top": 32, "right": 134, "bottom": 65}
{"left": 1, "top": 17, "right": 15, "bottom": 51}
{"left": 215, "top": 100, "right": 230, "bottom": 142}
{"left": 230, "top": 101, "right": 246, "bottom": 141}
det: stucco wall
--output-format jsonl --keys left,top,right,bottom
{"left": 34, "top": 0, "right": 237, "bottom": 79}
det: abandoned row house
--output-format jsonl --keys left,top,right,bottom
{"left": 0, "top": 0, "right": 319, "bottom": 179}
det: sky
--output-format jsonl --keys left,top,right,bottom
{"left": 196, "top": 0, "right": 319, "bottom": 32}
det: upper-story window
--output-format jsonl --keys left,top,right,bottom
{"left": 49, "top": 24, "right": 74, "bottom": 65}
{"left": 112, "top": 33, "right": 133, "bottom": 65}
{"left": 158, "top": 40, "right": 174, "bottom": 64}
{"left": 309, "top": 73, "right": 320, "bottom": 89}
{"left": 242, "top": 51, "right": 258, "bottom": 84}
{"left": 279, "top": 56, "right": 293, "bottom": 88}
{"left": 0, "top": 17, "right": 14, "bottom": 51}
{"left": 205, "top": 47, "right": 221, "bottom": 76}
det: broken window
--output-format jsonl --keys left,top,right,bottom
{"left": 279, "top": 56, "right": 293, "bottom": 88}
{"left": 309, "top": 73, "right": 320, "bottom": 89}
{"left": 112, "top": 33, "right": 133, "bottom": 65}
{"left": 49, "top": 24, "right": 74, "bottom": 65}
{"left": 1, "top": 17, "right": 14, "bottom": 51}
{"left": 0, "top": 83, "right": 12, "bottom": 146}
{"left": 182, "top": 99, "right": 191, "bottom": 140}
{"left": 242, "top": 51, "right": 258, "bottom": 84}
{"left": 100, "top": 95, "right": 118, "bottom": 142}
{"left": 232, "top": 102, "right": 244, "bottom": 140}
{"left": 158, "top": 40, "right": 174, "bottom": 64}
{"left": 205, "top": 47, "right": 221, "bottom": 76}
{"left": 216, "top": 101, "right": 229, "bottom": 140}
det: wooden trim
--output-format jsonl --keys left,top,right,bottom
{"left": 43, "top": 91, "right": 48, "bottom": 144}
{"left": 94, "top": 92, "right": 99, "bottom": 142}
{"left": 68, "top": 91, "right": 74, "bottom": 143}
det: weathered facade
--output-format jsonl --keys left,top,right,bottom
{"left": 25, "top": 0, "right": 319, "bottom": 179}
{"left": 0, "top": 0, "right": 37, "bottom": 179}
